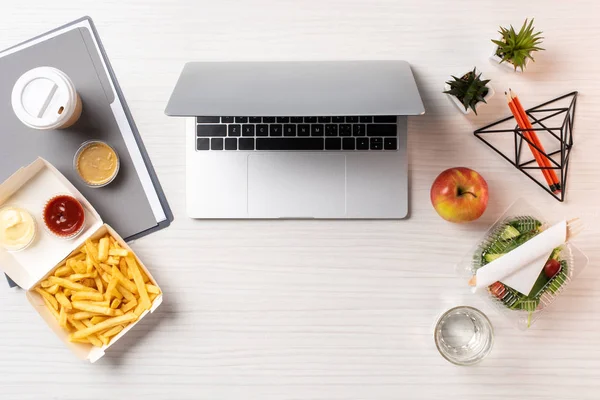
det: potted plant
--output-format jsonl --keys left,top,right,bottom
{"left": 490, "top": 18, "right": 544, "bottom": 72}
{"left": 443, "top": 67, "right": 494, "bottom": 115}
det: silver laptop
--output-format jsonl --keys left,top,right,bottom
{"left": 165, "top": 61, "right": 424, "bottom": 219}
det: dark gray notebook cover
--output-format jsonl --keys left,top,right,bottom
{"left": 1, "top": 17, "right": 173, "bottom": 287}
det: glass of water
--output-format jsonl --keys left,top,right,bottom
{"left": 434, "top": 306, "right": 494, "bottom": 366}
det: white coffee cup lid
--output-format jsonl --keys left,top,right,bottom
{"left": 11, "top": 67, "right": 78, "bottom": 130}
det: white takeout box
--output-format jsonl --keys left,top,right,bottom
{"left": 0, "top": 158, "right": 162, "bottom": 362}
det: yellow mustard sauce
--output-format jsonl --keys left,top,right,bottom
{"left": 76, "top": 142, "right": 119, "bottom": 185}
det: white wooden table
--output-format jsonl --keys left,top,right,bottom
{"left": 1, "top": 1, "right": 599, "bottom": 399}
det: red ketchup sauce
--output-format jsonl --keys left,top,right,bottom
{"left": 43, "top": 195, "right": 85, "bottom": 237}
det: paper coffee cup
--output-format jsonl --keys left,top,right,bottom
{"left": 11, "top": 67, "right": 83, "bottom": 130}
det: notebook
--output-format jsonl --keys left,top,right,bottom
{"left": 0, "top": 17, "right": 173, "bottom": 287}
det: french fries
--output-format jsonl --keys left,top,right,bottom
{"left": 111, "top": 265, "right": 137, "bottom": 294}
{"left": 69, "top": 272, "right": 97, "bottom": 281}
{"left": 119, "top": 258, "right": 128, "bottom": 278}
{"left": 105, "top": 273, "right": 119, "bottom": 302}
{"left": 34, "top": 287, "right": 58, "bottom": 310}
{"left": 55, "top": 291, "right": 72, "bottom": 310}
{"left": 110, "top": 298, "right": 121, "bottom": 309}
{"left": 106, "top": 256, "right": 120, "bottom": 266}
{"left": 97, "top": 237, "right": 109, "bottom": 262}
{"left": 59, "top": 306, "right": 68, "bottom": 328}
{"left": 67, "top": 316, "right": 103, "bottom": 347}
{"left": 94, "top": 277, "right": 104, "bottom": 294}
{"left": 146, "top": 284, "right": 161, "bottom": 294}
{"left": 43, "top": 297, "right": 60, "bottom": 321}
{"left": 70, "top": 260, "right": 87, "bottom": 274}
{"left": 116, "top": 285, "right": 135, "bottom": 302}
{"left": 72, "top": 311, "right": 100, "bottom": 320}
{"left": 71, "top": 291, "right": 104, "bottom": 302}
{"left": 121, "top": 299, "right": 137, "bottom": 313}
{"left": 47, "top": 276, "right": 97, "bottom": 293}
{"left": 101, "top": 325, "right": 124, "bottom": 338}
{"left": 40, "top": 280, "right": 53, "bottom": 288}
{"left": 110, "top": 248, "right": 129, "bottom": 257}
{"left": 71, "top": 301, "right": 119, "bottom": 316}
{"left": 54, "top": 265, "right": 73, "bottom": 277}
{"left": 70, "top": 313, "right": 137, "bottom": 340}
{"left": 82, "top": 278, "right": 96, "bottom": 288}
{"left": 90, "top": 316, "right": 108, "bottom": 325}
{"left": 45, "top": 284, "right": 60, "bottom": 295}
{"left": 35, "top": 233, "right": 161, "bottom": 347}
{"left": 126, "top": 255, "right": 150, "bottom": 316}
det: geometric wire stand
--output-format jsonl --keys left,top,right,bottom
{"left": 474, "top": 92, "right": 577, "bottom": 202}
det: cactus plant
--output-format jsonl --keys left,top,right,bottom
{"left": 443, "top": 68, "right": 491, "bottom": 115}
{"left": 492, "top": 18, "right": 544, "bottom": 72}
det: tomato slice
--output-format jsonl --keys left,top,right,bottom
{"left": 489, "top": 281, "right": 506, "bottom": 299}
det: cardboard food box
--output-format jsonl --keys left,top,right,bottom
{"left": 0, "top": 158, "right": 162, "bottom": 362}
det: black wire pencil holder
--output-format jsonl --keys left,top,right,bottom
{"left": 474, "top": 92, "right": 577, "bottom": 202}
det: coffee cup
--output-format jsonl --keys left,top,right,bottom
{"left": 11, "top": 66, "right": 83, "bottom": 130}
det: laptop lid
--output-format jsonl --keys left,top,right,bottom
{"left": 165, "top": 60, "right": 425, "bottom": 117}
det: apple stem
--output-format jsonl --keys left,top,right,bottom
{"left": 457, "top": 188, "right": 478, "bottom": 198}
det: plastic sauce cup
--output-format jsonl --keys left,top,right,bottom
{"left": 0, "top": 206, "right": 37, "bottom": 252}
{"left": 73, "top": 140, "right": 120, "bottom": 188}
{"left": 11, "top": 66, "right": 83, "bottom": 130}
{"left": 42, "top": 194, "right": 86, "bottom": 240}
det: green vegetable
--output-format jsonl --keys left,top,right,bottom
{"left": 547, "top": 260, "right": 569, "bottom": 294}
{"left": 484, "top": 253, "right": 503, "bottom": 263}
{"left": 499, "top": 225, "right": 521, "bottom": 240}
{"left": 494, "top": 230, "right": 538, "bottom": 256}
{"left": 477, "top": 217, "right": 569, "bottom": 327}
{"left": 516, "top": 298, "right": 539, "bottom": 312}
{"left": 530, "top": 247, "right": 564, "bottom": 297}
{"left": 508, "top": 218, "right": 542, "bottom": 234}
{"left": 480, "top": 225, "right": 537, "bottom": 267}
{"left": 549, "top": 247, "right": 561, "bottom": 261}
{"left": 529, "top": 268, "right": 551, "bottom": 298}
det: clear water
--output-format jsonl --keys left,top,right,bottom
{"left": 435, "top": 306, "right": 494, "bottom": 365}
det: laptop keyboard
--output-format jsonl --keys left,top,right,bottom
{"left": 195, "top": 116, "right": 398, "bottom": 151}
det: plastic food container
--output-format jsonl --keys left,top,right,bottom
{"left": 73, "top": 140, "right": 120, "bottom": 188}
{"left": 42, "top": 194, "right": 86, "bottom": 240}
{"left": 456, "top": 198, "right": 588, "bottom": 330}
{"left": 0, "top": 206, "right": 37, "bottom": 252}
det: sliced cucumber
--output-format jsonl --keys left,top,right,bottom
{"left": 484, "top": 253, "right": 504, "bottom": 263}
{"left": 499, "top": 225, "right": 521, "bottom": 240}
{"left": 549, "top": 246, "right": 562, "bottom": 261}
{"left": 508, "top": 218, "right": 542, "bottom": 234}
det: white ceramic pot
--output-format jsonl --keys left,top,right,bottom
{"left": 444, "top": 69, "right": 495, "bottom": 115}
{"left": 489, "top": 38, "right": 531, "bottom": 73}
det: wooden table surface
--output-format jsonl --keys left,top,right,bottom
{"left": 1, "top": 1, "right": 599, "bottom": 399}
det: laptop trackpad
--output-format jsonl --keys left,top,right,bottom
{"left": 248, "top": 154, "right": 346, "bottom": 218}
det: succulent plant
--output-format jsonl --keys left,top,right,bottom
{"left": 443, "top": 68, "right": 490, "bottom": 115}
{"left": 492, "top": 18, "right": 544, "bottom": 71}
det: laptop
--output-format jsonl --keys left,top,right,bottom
{"left": 165, "top": 61, "right": 424, "bottom": 219}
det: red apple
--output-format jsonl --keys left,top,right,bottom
{"left": 430, "top": 167, "right": 488, "bottom": 223}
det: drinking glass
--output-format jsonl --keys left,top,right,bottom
{"left": 434, "top": 306, "right": 493, "bottom": 366}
